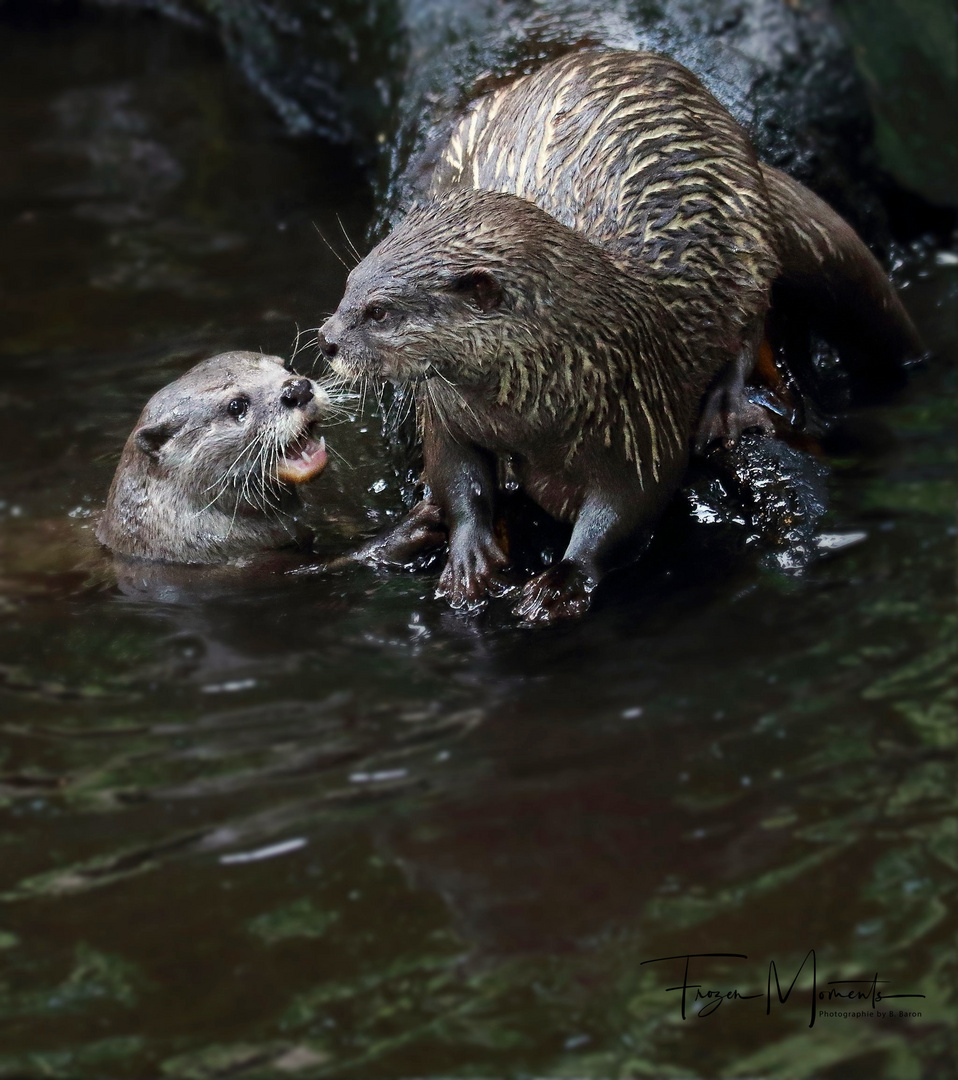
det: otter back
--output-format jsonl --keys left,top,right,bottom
{"left": 426, "top": 49, "right": 780, "bottom": 363}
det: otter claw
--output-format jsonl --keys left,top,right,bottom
{"left": 514, "top": 561, "right": 596, "bottom": 624}
{"left": 436, "top": 570, "right": 513, "bottom": 609}
{"left": 435, "top": 533, "right": 510, "bottom": 609}
{"left": 695, "top": 391, "right": 776, "bottom": 453}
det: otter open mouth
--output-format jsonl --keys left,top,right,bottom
{"left": 276, "top": 429, "right": 328, "bottom": 484}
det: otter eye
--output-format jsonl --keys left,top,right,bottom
{"left": 362, "top": 303, "right": 389, "bottom": 323}
{"left": 227, "top": 395, "right": 250, "bottom": 420}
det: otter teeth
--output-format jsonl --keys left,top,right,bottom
{"left": 276, "top": 433, "right": 328, "bottom": 484}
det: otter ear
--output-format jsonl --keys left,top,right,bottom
{"left": 451, "top": 269, "right": 503, "bottom": 313}
{"left": 134, "top": 419, "right": 181, "bottom": 459}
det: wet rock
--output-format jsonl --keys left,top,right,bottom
{"left": 66, "top": 0, "right": 955, "bottom": 242}
{"left": 685, "top": 433, "right": 830, "bottom": 575}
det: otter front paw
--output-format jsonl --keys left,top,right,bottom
{"left": 436, "top": 531, "right": 510, "bottom": 610}
{"left": 358, "top": 500, "right": 447, "bottom": 567}
{"left": 695, "top": 386, "right": 776, "bottom": 453}
{"left": 513, "top": 561, "right": 597, "bottom": 624}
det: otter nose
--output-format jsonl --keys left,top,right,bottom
{"left": 317, "top": 332, "right": 339, "bottom": 359}
{"left": 280, "top": 377, "right": 314, "bottom": 409}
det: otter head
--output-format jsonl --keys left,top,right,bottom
{"left": 98, "top": 351, "right": 341, "bottom": 564}
{"left": 318, "top": 189, "right": 624, "bottom": 389}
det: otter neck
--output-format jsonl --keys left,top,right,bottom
{"left": 97, "top": 448, "right": 306, "bottom": 564}
{"left": 432, "top": 269, "right": 695, "bottom": 487}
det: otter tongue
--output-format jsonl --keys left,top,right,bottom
{"left": 277, "top": 435, "right": 327, "bottom": 484}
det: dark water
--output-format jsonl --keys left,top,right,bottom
{"left": 0, "top": 12, "right": 955, "bottom": 1080}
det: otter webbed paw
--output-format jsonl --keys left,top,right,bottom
{"left": 355, "top": 500, "right": 447, "bottom": 568}
{"left": 695, "top": 385, "right": 776, "bottom": 454}
{"left": 436, "top": 528, "right": 510, "bottom": 610}
{"left": 513, "top": 561, "right": 597, "bottom": 625}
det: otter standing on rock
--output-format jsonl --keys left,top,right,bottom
{"left": 318, "top": 50, "right": 920, "bottom": 623}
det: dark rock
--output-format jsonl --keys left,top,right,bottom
{"left": 56, "top": 0, "right": 955, "bottom": 243}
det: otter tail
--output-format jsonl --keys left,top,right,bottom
{"left": 760, "top": 165, "right": 922, "bottom": 397}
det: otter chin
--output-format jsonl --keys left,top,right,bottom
{"left": 97, "top": 351, "right": 339, "bottom": 565}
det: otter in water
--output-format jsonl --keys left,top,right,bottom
{"left": 97, "top": 350, "right": 445, "bottom": 569}
{"left": 97, "top": 351, "right": 334, "bottom": 564}
{"left": 318, "top": 50, "right": 920, "bottom": 622}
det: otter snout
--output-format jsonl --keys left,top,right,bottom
{"left": 281, "top": 377, "right": 314, "bottom": 408}
{"left": 317, "top": 314, "right": 409, "bottom": 381}
{"left": 317, "top": 331, "right": 339, "bottom": 360}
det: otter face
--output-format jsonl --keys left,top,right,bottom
{"left": 132, "top": 351, "right": 334, "bottom": 515}
{"left": 316, "top": 190, "right": 617, "bottom": 393}
{"left": 315, "top": 194, "right": 562, "bottom": 387}
{"left": 319, "top": 262, "right": 504, "bottom": 385}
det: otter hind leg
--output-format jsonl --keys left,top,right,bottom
{"left": 695, "top": 327, "right": 778, "bottom": 453}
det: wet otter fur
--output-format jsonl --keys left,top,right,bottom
{"left": 323, "top": 189, "right": 701, "bottom": 618}
{"left": 426, "top": 48, "right": 780, "bottom": 434}
{"left": 319, "top": 49, "right": 920, "bottom": 622}
{"left": 97, "top": 351, "right": 335, "bottom": 564}
{"left": 423, "top": 49, "right": 920, "bottom": 436}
